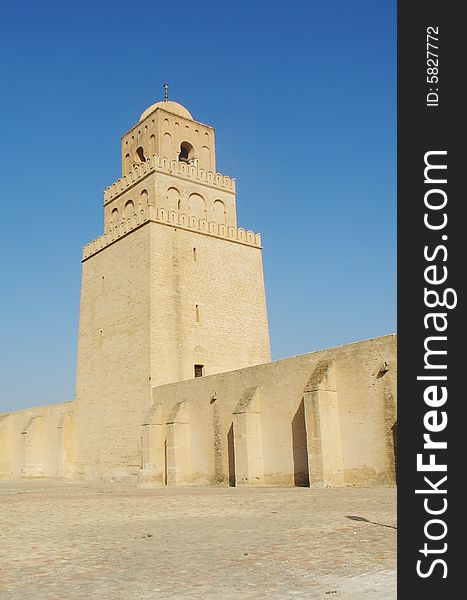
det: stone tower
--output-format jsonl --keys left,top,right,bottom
{"left": 74, "top": 96, "right": 271, "bottom": 478}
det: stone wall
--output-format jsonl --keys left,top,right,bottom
{"left": 0, "top": 335, "right": 396, "bottom": 486}
{"left": 140, "top": 335, "right": 397, "bottom": 488}
{"left": 0, "top": 401, "right": 74, "bottom": 479}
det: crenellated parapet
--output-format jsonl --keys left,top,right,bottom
{"left": 82, "top": 205, "right": 262, "bottom": 261}
{"left": 104, "top": 154, "right": 236, "bottom": 204}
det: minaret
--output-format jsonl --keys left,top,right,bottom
{"left": 74, "top": 92, "right": 271, "bottom": 478}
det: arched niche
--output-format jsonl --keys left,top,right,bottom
{"left": 213, "top": 199, "right": 226, "bottom": 224}
{"left": 124, "top": 200, "right": 135, "bottom": 218}
{"left": 179, "top": 141, "right": 194, "bottom": 164}
{"left": 162, "top": 132, "right": 172, "bottom": 159}
{"left": 111, "top": 207, "right": 119, "bottom": 226}
{"left": 188, "top": 193, "right": 207, "bottom": 220}
{"left": 135, "top": 146, "right": 146, "bottom": 163}
{"left": 167, "top": 187, "right": 181, "bottom": 212}
{"left": 201, "top": 145, "right": 211, "bottom": 169}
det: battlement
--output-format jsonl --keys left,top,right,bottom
{"left": 82, "top": 205, "right": 262, "bottom": 261}
{"left": 104, "top": 154, "right": 236, "bottom": 204}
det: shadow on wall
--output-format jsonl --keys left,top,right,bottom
{"left": 392, "top": 421, "right": 397, "bottom": 484}
{"left": 292, "top": 399, "right": 310, "bottom": 487}
{"left": 227, "top": 424, "right": 235, "bottom": 487}
{"left": 164, "top": 439, "right": 168, "bottom": 486}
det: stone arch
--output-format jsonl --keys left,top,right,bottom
{"left": 21, "top": 416, "right": 45, "bottom": 478}
{"left": 140, "top": 189, "right": 149, "bottom": 210}
{"left": 167, "top": 187, "right": 181, "bottom": 212}
{"left": 213, "top": 199, "right": 226, "bottom": 224}
{"left": 201, "top": 145, "right": 210, "bottom": 169}
{"left": 111, "top": 207, "right": 119, "bottom": 225}
{"left": 162, "top": 132, "right": 172, "bottom": 159}
{"left": 135, "top": 146, "right": 146, "bottom": 163}
{"left": 188, "top": 193, "right": 207, "bottom": 220}
{"left": 179, "top": 141, "right": 194, "bottom": 164}
{"left": 124, "top": 200, "right": 135, "bottom": 218}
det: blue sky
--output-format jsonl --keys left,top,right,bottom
{"left": 0, "top": 0, "right": 395, "bottom": 412}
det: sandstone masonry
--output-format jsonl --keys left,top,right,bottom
{"left": 0, "top": 97, "right": 397, "bottom": 487}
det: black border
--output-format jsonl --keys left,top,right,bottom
{"left": 398, "top": 2, "right": 463, "bottom": 595}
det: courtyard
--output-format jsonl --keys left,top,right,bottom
{"left": 0, "top": 481, "right": 396, "bottom": 599}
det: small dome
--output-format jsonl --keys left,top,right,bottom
{"left": 139, "top": 100, "right": 193, "bottom": 122}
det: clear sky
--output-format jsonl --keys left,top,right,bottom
{"left": 0, "top": 0, "right": 395, "bottom": 412}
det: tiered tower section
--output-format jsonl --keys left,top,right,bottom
{"left": 74, "top": 99, "right": 271, "bottom": 478}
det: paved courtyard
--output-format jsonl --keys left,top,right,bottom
{"left": 0, "top": 481, "right": 396, "bottom": 599}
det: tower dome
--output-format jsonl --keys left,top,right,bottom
{"left": 139, "top": 100, "right": 193, "bottom": 123}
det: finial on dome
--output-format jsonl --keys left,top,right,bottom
{"left": 163, "top": 83, "right": 169, "bottom": 102}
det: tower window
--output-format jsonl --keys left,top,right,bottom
{"left": 136, "top": 146, "right": 146, "bottom": 162}
{"left": 195, "top": 304, "right": 200, "bottom": 322}
{"left": 111, "top": 207, "right": 119, "bottom": 223}
{"left": 194, "top": 364, "right": 204, "bottom": 378}
{"left": 193, "top": 248, "right": 197, "bottom": 262}
{"left": 179, "top": 141, "right": 194, "bottom": 163}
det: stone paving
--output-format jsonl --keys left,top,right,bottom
{"left": 0, "top": 481, "right": 396, "bottom": 599}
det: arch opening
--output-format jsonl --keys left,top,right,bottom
{"left": 124, "top": 200, "right": 135, "bottom": 218}
{"left": 179, "top": 141, "right": 194, "bottom": 163}
{"left": 213, "top": 200, "right": 226, "bottom": 224}
{"left": 111, "top": 208, "right": 119, "bottom": 225}
{"left": 135, "top": 146, "right": 146, "bottom": 163}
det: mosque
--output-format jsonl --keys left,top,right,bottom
{"left": 0, "top": 92, "right": 397, "bottom": 487}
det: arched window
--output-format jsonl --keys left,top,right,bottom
{"left": 213, "top": 200, "right": 226, "bottom": 224}
{"left": 140, "top": 189, "right": 148, "bottom": 209}
{"left": 188, "top": 193, "right": 206, "bottom": 219}
{"left": 201, "top": 145, "right": 210, "bottom": 168}
{"left": 111, "top": 208, "right": 119, "bottom": 224}
{"left": 135, "top": 146, "right": 146, "bottom": 163}
{"left": 167, "top": 187, "right": 181, "bottom": 212}
{"left": 124, "top": 200, "right": 134, "bottom": 218}
{"left": 162, "top": 133, "right": 172, "bottom": 158}
{"left": 179, "top": 141, "right": 194, "bottom": 163}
